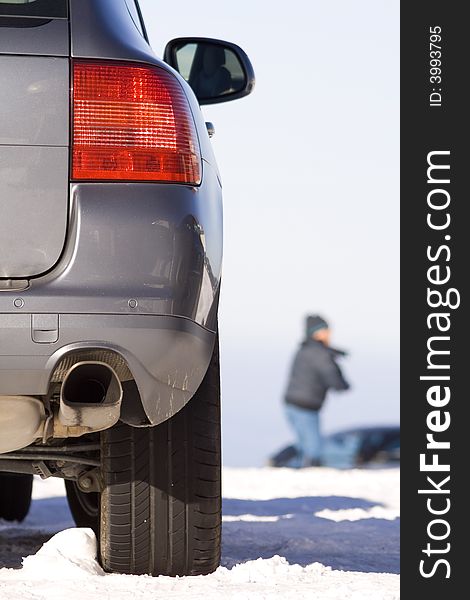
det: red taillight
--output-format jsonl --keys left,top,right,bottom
{"left": 72, "top": 61, "right": 201, "bottom": 184}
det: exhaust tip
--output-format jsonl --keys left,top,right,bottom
{"left": 63, "top": 363, "right": 116, "bottom": 405}
{"left": 59, "top": 361, "right": 123, "bottom": 430}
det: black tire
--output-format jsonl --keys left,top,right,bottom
{"left": 64, "top": 480, "right": 100, "bottom": 531}
{"left": 100, "top": 338, "right": 221, "bottom": 576}
{"left": 0, "top": 473, "right": 33, "bottom": 522}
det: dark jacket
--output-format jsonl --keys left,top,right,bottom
{"left": 284, "top": 339, "right": 349, "bottom": 410}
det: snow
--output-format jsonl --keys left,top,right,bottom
{"left": 0, "top": 467, "right": 399, "bottom": 599}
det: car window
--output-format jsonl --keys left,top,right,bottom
{"left": 0, "top": 0, "right": 67, "bottom": 18}
{"left": 382, "top": 437, "right": 400, "bottom": 452}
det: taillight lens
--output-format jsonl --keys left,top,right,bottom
{"left": 72, "top": 61, "right": 201, "bottom": 184}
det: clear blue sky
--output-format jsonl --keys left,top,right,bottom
{"left": 139, "top": 0, "right": 400, "bottom": 466}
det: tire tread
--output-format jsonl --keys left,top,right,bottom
{"left": 100, "top": 337, "right": 221, "bottom": 576}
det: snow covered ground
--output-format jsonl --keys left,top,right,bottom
{"left": 0, "top": 467, "right": 399, "bottom": 599}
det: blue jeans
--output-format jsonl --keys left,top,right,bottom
{"left": 285, "top": 404, "right": 322, "bottom": 467}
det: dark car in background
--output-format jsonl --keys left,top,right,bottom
{"left": 270, "top": 426, "right": 400, "bottom": 469}
{"left": 323, "top": 426, "right": 400, "bottom": 468}
{"left": 0, "top": 0, "right": 254, "bottom": 577}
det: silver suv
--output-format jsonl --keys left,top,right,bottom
{"left": 0, "top": 0, "right": 254, "bottom": 577}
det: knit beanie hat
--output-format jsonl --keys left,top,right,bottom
{"left": 306, "top": 315, "right": 329, "bottom": 338}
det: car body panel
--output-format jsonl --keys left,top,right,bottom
{"left": 0, "top": 164, "right": 222, "bottom": 318}
{"left": 0, "top": 56, "right": 68, "bottom": 146}
{"left": 0, "top": 162, "right": 222, "bottom": 423}
{"left": 0, "top": 313, "right": 214, "bottom": 425}
{"left": 0, "top": 18, "right": 68, "bottom": 56}
{"left": 70, "top": 0, "right": 152, "bottom": 63}
{"left": 0, "top": 146, "right": 69, "bottom": 278}
{"left": 0, "top": 56, "right": 69, "bottom": 278}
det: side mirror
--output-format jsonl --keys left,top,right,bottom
{"left": 163, "top": 37, "right": 255, "bottom": 105}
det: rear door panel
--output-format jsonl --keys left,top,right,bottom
{"left": 0, "top": 56, "right": 68, "bottom": 146}
{"left": 0, "top": 19, "right": 68, "bottom": 56}
{"left": 0, "top": 40, "right": 69, "bottom": 278}
{"left": 0, "top": 146, "right": 68, "bottom": 278}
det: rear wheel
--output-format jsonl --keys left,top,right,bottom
{"left": 0, "top": 473, "right": 33, "bottom": 522}
{"left": 100, "top": 338, "right": 221, "bottom": 576}
{"left": 64, "top": 480, "right": 100, "bottom": 531}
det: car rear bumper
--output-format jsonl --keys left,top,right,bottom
{"left": 0, "top": 165, "right": 222, "bottom": 425}
{"left": 0, "top": 313, "right": 215, "bottom": 425}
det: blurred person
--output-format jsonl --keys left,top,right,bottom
{"left": 281, "top": 315, "right": 350, "bottom": 467}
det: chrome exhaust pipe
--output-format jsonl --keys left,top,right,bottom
{"left": 59, "top": 361, "right": 123, "bottom": 431}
